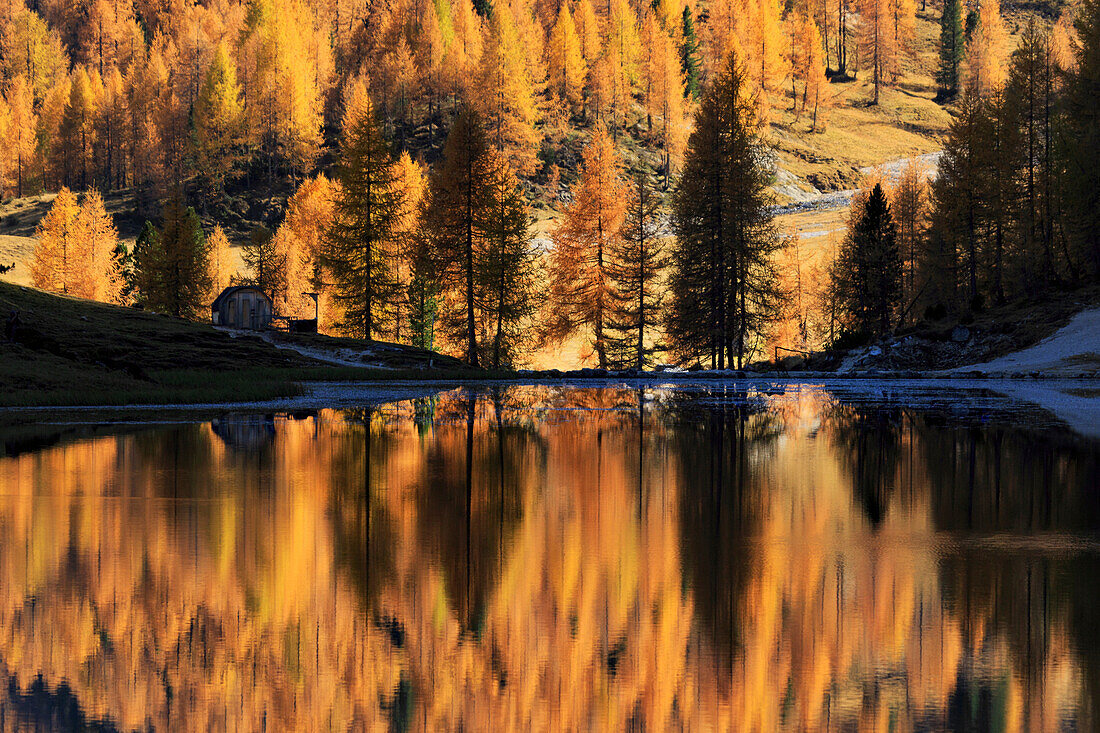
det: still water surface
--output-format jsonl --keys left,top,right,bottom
{"left": 1, "top": 384, "right": 1099, "bottom": 731}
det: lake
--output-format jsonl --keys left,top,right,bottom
{"left": 1, "top": 383, "right": 1098, "bottom": 731}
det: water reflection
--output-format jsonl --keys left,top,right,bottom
{"left": 0, "top": 385, "right": 1098, "bottom": 730}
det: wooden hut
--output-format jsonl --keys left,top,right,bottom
{"left": 211, "top": 286, "right": 273, "bottom": 330}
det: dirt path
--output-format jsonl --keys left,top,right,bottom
{"left": 219, "top": 328, "right": 395, "bottom": 368}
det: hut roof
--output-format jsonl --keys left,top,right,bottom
{"left": 211, "top": 285, "right": 271, "bottom": 311}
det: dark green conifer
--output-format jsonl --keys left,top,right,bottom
{"left": 680, "top": 7, "right": 702, "bottom": 101}
{"left": 833, "top": 184, "right": 901, "bottom": 336}
{"left": 937, "top": 0, "right": 965, "bottom": 100}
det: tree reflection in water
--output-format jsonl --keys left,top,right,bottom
{"left": 0, "top": 384, "right": 1097, "bottom": 730}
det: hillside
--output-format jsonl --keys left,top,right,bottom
{"left": 0, "top": 282, "right": 467, "bottom": 407}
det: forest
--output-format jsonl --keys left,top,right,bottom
{"left": 8, "top": 0, "right": 1100, "bottom": 369}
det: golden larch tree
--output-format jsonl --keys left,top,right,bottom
{"left": 790, "top": 11, "right": 830, "bottom": 129}
{"left": 859, "top": 0, "right": 891, "bottom": 104}
{"left": 475, "top": 5, "right": 541, "bottom": 176}
{"left": 447, "top": 0, "right": 484, "bottom": 98}
{"left": 573, "top": 0, "right": 601, "bottom": 117}
{"left": 706, "top": 0, "right": 739, "bottom": 76}
{"left": 889, "top": 159, "right": 929, "bottom": 311}
{"left": 1, "top": 8, "right": 69, "bottom": 105}
{"left": 240, "top": 0, "right": 324, "bottom": 176}
{"left": 5, "top": 76, "right": 37, "bottom": 196}
{"left": 416, "top": 0, "right": 448, "bottom": 125}
{"left": 283, "top": 174, "right": 337, "bottom": 328}
{"left": 37, "top": 74, "right": 70, "bottom": 192}
{"left": 207, "top": 225, "right": 236, "bottom": 301}
{"left": 966, "top": 0, "right": 1009, "bottom": 96}
{"left": 60, "top": 66, "right": 99, "bottom": 189}
{"left": 30, "top": 187, "right": 81, "bottom": 294}
{"left": 889, "top": 0, "right": 917, "bottom": 80}
{"left": 643, "top": 16, "right": 688, "bottom": 180}
{"left": 548, "top": 124, "right": 629, "bottom": 367}
{"left": 193, "top": 43, "right": 244, "bottom": 196}
{"left": 390, "top": 150, "right": 427, "bottom": 342}
{"left": 97, "top": 65, "right": 127, "bottom": 189}
{"left": 70, "top": 188, "right": 121, "bottom": 302}
{"left": 547, "top": 1, "right": 586, "bottom": 114}
{"left": 603, "top": 0, "right": 639, "bottom": 133}
{"left": 748, "top": 0, "right": 790, "bottom": 103}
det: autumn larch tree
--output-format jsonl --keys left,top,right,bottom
{"left": 30, "top": 187, "right": 80, "bottom": 294}
{"left": 323, "top": 91, "right": 403, "bottom": 340}
{"left": 193, "top": 43, "right": 244, "bottom": 198}
{"left": 60, "top": 67, "right": 98, "bottom": 189}
{"left": 965, "top": 0, "right": 1008, "bottom": 97}
{"left": 790, "top": 12, "right": 830, "bottom": 128}
{"left": 748, "top": 0, "right": 790, "bottom": 121}
{"left": 207, "top": 225, "right": 236, "bottom": 300}
{"left": 243, "top": 225, "right": 287, "bottom": 301}
{"left": 608, "top": 169, "right": 667, "bottom": 370}
{"left": 239, "top": 0, "right": 324, "bottom": 178}
{"left": 481, "top": 154, "right": 541, "bottom": 367}
{"left": 548, "top": 124, "right": 628, "bottom": 368}
{"left": 426, "top": 106, "right": 494, "bottom": 365}
{"left": 648, "top": 17, "right": 688, "bottom": 181}
{"left": 667, "top": 51, "right": 785, "bottom": 369}
{"left": 475, "top": 4, "right": 541, "bottom": 176}
{"left": 1, "top": 9, "right": 69, "bottom": 105}
{"left": 282, "top": 174, "right": 336, "bottom": 327}
{"left": 6, "top": 76, "right": 37, "bottom": 197}
{"left": 71, "top": 188, "right": 122, "bottom": 302}
{"left": 547, "top": 1, "right": 586, "bottom": 115}
{"left": 830, "top": 183, "right": 901, "bottom": 336}
{"left": 860, "top": 0, "right": 892, "bottom": 104}
{"left": 889, "top": 160, "right": 929, "bottom": 314}
{"left": 390, "top": 150, "right": 427, "bottom": 343}
{"left": 603, "top": 0, "right": 640, "bottom": 136}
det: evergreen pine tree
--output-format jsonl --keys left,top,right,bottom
{"left": 110, "top": 240, "right": 134, "bottom": 304}
{"left": 832, "top": 183, "right": 901, "bottom": 335}
{"left": 680, "top": 7, "right": 702, "bottom": 100}
{"left": 130, "top": 220, "right": 161, "bottom": 308}
{"left": 133, "top": 196, "right": 212, "bottom": 318}
{"left": 937, "top": 0, "right": 965, "bottom": 100}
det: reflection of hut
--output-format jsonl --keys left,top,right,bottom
{"left": 211, "top": 413, "right": 276, "bottom": 451}
{"left": 211, "top": 286, "right": 273, "bottom": 329}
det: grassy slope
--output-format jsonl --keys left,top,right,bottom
{"left": 0, "top": 282, "right": 470, "bottom": 407}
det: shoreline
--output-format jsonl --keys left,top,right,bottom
{"left": 3, "top": 373, "right": 1097, "bottom": 420}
